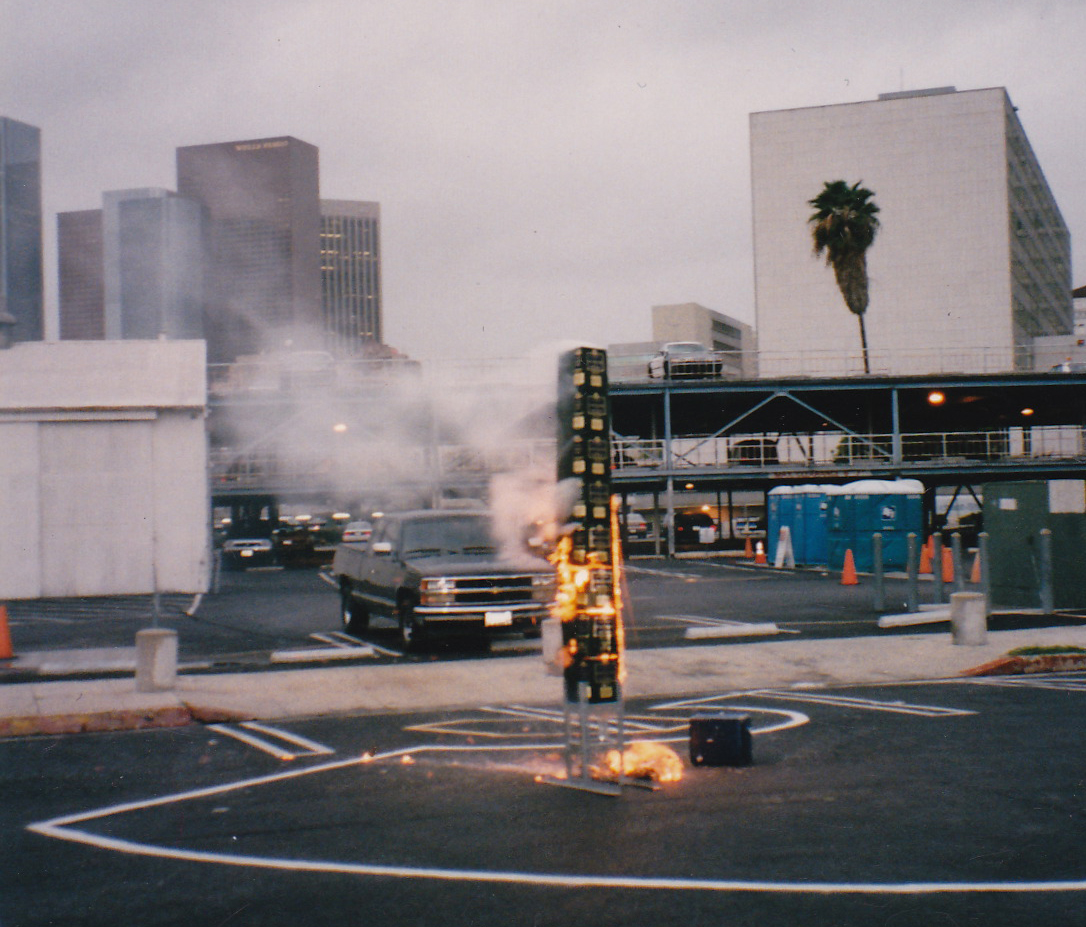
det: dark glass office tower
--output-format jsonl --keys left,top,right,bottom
{"left": 57, "top": 209, "right": 105, "bottom": 339}
{"left": 0, "top": 117, "right": 43, "bottom": 342}
{"left": 176, "top": 136, "right": 320, "bottom": 364}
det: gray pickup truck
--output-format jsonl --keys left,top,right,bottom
{"left": 331, "top": 510, "right": 555, "bottom": 646}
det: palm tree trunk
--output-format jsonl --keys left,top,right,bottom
{"left": 858, "top": 314, "right": 870, "bottom": 374}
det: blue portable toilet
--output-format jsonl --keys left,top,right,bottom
{"left": 827, "top": 480, "right": 924, "bottom": 571}
{"left": 767, "top": 487, "right": 798, "bottom": 563}
{"left": 799, "top": 484, "right": 838, "bottom": 566}
{"left": 768, "top": 484, "right": 838, "bottom": 566}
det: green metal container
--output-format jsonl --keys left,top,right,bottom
{"left": 983, "top": 480, "right": 1086, "bottom": 610}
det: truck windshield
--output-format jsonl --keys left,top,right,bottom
{"left": 401, "top": 516, "right": 495, "bottom": 556}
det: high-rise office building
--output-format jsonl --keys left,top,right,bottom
{"left": 320, "top": 199, "right": 382, "bottom": 355}
{"left": 750, "top": 87, "right": 1071, "bottom": 375}
{"left": 103, "top": 189, "right": 204, "bottom": 340}
{"left": 0, "top": 117, "right": 43, "bottom": 342}
{"left": 57, "top": 209, "right": 105, "bottom": 339}
{"left": 59, "top": 189, "right": 204, "bottom": 341}
{"left": 176, "top": 136, "right": 320, "bottom": 364}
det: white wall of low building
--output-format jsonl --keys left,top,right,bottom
{"left": 0, "top": 340, "right": 209, "bottom": 598}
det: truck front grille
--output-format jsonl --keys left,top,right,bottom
{"left": 452, "top": 575, "right": 535, "bottom": 605}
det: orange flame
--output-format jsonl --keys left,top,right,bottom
{"left": 610, "top": 495, "right": 627, "bottom": 682}
{"left": 546, "top": 496, "right": 626, "bottom": 683}
{"left": 605, "top": 741, "right": 684, "bottom": 783}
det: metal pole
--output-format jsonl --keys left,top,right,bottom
{"left": 652, "top": 490, "right": 662, "bottom": 557}
{"left": 664, "top": 387, "right": 675, "bottom": 558}
{"left": 951, "top": 532, "right": 965, "bottom": 593}
{"left": 890, "top": 388, "right": 902, "bottom": 464}
{"left": 578, "top": 682, "right": 591, "bottom": 781}
{"left": 978, "top": 531, "right": 990, "bottom": 613}
{"left": 872, "top": 532, "right": 885, "bottom": 612}
{"left": 932, "top": 531, "right": 945, "bottom": 605}
{"left": 1039, "top": 528, "right": 1054, "bottom": 615}
{"left": 906, "top": 532, "right": 919, "bottom": 614}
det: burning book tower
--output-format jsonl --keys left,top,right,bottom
{"left": 547, "top": 347, "right": 637, "bottom": 795}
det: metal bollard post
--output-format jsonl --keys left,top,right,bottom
{"left": 977, "top": 532, "right": 990, "bottom": 613}
{"left": 1039, "top": 528, "right": 1054, "bottom": 615}
{"left": 906, "top": 532, "right": 919, "bottom": 614}
{"left": 872, "top": 533, "right": 885, "bottom": 612}
{"left": 951, "top": 532, "right": 965, "bottom": 593}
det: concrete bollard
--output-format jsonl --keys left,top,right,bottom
{"left": 950, "top": 592, "right": 987, "bottom": 646}
{"left": 135, "top": 628, "right": 178, "bottom": 692}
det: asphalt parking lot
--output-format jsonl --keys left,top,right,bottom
{"left": 7, "top": 673, "right": 1085, "bottom": 926}
{"left": 7, "top": 558, "right": 1077, "bottom": 677}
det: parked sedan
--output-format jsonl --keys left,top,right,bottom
{"left": 341, "top": 520, "right": 373, "bottom": 545}
{"left": 221, "top": 536, "right": 275, "bottom": 570}
{"left": 625, "top": 512, "right": 650, "bottom": 539}
{"left": 673, "top": 512, "right": 718, "bottom": 546}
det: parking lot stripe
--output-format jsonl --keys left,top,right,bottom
{"left": 240, "top": 722, "right": 335, "bottom": 756}
{"left": 653, "top": 690, "right": 973, "bottom": 717}
{"left": 970, "top": 676, "right": 1086, "bottom": 693}
{"left": 208, "top": 722, "right": 336, "bottom": 760}
{"left": 734, "top": 691, "right": 975, "bottom": 717}
{"left": 207, "top": 724, "right": 300, "bottom": 760}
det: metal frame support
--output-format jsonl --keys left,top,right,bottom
{"left": 542, "top": 683, "right": 626, "bottom": 797}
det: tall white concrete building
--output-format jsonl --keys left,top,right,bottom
{"left": 750, "top": 87, "right": 1071, "bottom": 376}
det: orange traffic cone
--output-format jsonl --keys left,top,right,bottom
{"left": 754, "top": 541, "right": 767, "bottom": 565}
{"left": 0, "top": 604, "right": 12, "bottom": 660}
{"left": 744, "top": 537, "right": 754, "bottom": 559}
{"left": 841, "top": 549, "right": 859, "bottom": 585}
{"left": 918, "top": 537, "right": 933, "bottom": 575}
{"left": 941, "top": 546, "right": 954, "bottom": 583}
{"left": 970, "top": 551, "right": 982, "bottom": 584}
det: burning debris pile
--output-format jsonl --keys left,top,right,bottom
{"left": 604, "top": 741, "right": 684, "bottom": 784}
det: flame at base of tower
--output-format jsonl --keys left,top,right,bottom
{"left": 604, "top": 741, "right": 684, "bottom": 784}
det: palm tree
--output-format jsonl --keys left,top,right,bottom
{"left": 808, "top": 180, "right": 880, "bottom": 373}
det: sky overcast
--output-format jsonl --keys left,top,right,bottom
{"left": 3, "top": 0, "right": 1084, "bottom": 361}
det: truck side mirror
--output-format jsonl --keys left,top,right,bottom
{"left": 371, "top": 541, "right": 393, "bottom": 556}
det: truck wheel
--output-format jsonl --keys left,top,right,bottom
{"left": 397, "top": 599, "right": 426, "bottom": 649}
{"left": 340, "top": 586, "right": 369, "bottom": 634}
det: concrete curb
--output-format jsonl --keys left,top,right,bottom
{"left": 961, "top": 652, "right": 1086, "bottom": 677}
{"left": 0, "top": 706, "right": 193, "bottom": 737}
{"left": 0, "top": 702, "right": 253, "bottom": 738}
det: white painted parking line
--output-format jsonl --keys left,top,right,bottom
{"left": 748, "top": 691, "right": 976, "bottom": 717}
{"left": 486, "top": 704, "right": 690, "bottom": 735}
{"left": 24, "top": 687, "right": 1086, "bottom": 897}
{"left": 241, "top": 722, "right": 335, "bottom": 756}
{"left": 208, "top": 722, "right": 335, "bottom": 760}
{"left": 311, "top": 631, "right": 404, "bottom": 658}
{"left": 654, "top": 690, "right": 974, "bottom": 718}
{"left": 624, "top": 565, "right": 704, "bottom": 580}
{"left": 407, "top": 704, "right": 807, "bottom": 740}
{"left": 970, "top": 675, "right": 1086, "bottom": 693}
{"left": 311, "top": 632, "right": 362, "bottom": 648}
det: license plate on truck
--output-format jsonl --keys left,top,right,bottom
{"left": 484, "top": 610, "right": 513, "bottom": 627}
